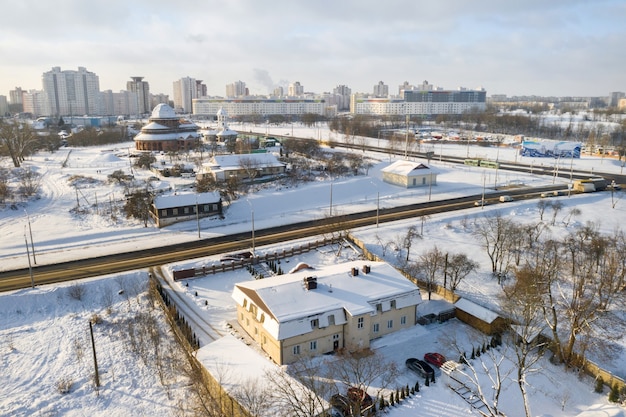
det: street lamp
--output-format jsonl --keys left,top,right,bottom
{"left": 24, "top": 228, "right": 35, "bottom": 288}
{"left": 245, "top": 199, "right": 255, "bottom": 256}
{"left": 24, "top": 210, "right": 36, "bottom": 264}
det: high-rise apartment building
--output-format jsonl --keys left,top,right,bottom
{"left": 173, "top": 76, "right": 205, "bottom": 113}
{"left": 9, "top": 87, "right": 24, "bottom": 113}
{"left": 373, "top": 81, "right": 389, "bottom": 97}
{"left": 42, "top": 67, "right": 100, "bottom": 116}
{"left": 226, "top": 80, "right": 247, "bottom": 98}
{"left": 288, "top": 81, "right": 304, "bottom": 97}
{"left": 0, "top": 95, "right": 8, "bottom": 116}
{"left": 126, "top": 77, "right": 151, "bottom": 115}
{"left": 22, "top": 90, "right": 48, "bottom": 116}
{"left": 332, "top": 85, "right": 352, "bottom": 111}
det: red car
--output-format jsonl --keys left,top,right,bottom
{"left": 424, "top": 352, "right": 446, "bottom": 368}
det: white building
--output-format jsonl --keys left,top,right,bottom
{"left": 42, "top": 66, "right": 100, "bottom": 116}
{"left": 381, "top": 160, "right": 438, "bottom": 188}
{"left": 192, "top": 97, "right": 328, "bottom": 117}
{"left": 173, "top": 76, "right": 205, "bottom": 114}
{"left": 126, "top": 77, "right": 151, "bottom": 115}
{"left": 226, "top": 80, "right": 247, "bottom": 98}
{"left": 201, "top": 153, "right": 286, "bottom": 182}
{"left": 22, "top": 90, "right": 48, "bottom": 117}
{"left": 232, "top": 260, "right": 422, "bottom": 364}
{"left": 288, "top": 81, "right": 304, "bottom": 97}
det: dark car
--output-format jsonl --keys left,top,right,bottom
{"left": 424, "top": 352, "right": 446, "bottom": 368}
{"left": 405, "top": 357, "right": 434, "bottom": 379}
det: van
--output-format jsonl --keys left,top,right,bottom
{"left": 499, "top": 195, "right": 513, "bottom": 203}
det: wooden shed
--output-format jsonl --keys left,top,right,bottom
{"left": 454, "top": 298, "right": 506, "bottom": 335}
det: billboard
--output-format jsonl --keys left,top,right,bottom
{"left": 520, "top": 140, "right": 581, "bottom": 158}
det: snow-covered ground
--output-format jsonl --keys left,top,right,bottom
{"left": 2, "top": 124, "right": 626, "bottom": 416}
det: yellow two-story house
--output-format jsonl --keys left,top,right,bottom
{"left": 231, "top": 260, "right": 422, "bottom": 365}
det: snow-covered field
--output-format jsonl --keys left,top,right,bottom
{"left": 2, "top": 123, "right": 626, "bottom": 416}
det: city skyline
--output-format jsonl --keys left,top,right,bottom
{"left": 1, "top": 0, "right": 625, "bottom": 99}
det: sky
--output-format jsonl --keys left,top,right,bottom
{"left": 1, "top": 0, "right": 625, "bottom": 100}
{"left": 2, "top": 123, "right": 626, "bottom": 415}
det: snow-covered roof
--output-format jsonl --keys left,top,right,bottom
{"left": 152, "top": 191, "right": 221, "bottom": 210}
{"left": 196, "top": 334, "right": 329, "bottom": 417}
{"left": 454, "top": 298, "right": 499, "bottom": 324}
{"left": 211, "top": 153, "right": 284, "bottom": 169}
{"left": 381, "top": 159, "right": 436, "bottom": 176}
{"left": 142, "top": 121, "right": 170, "bottom": 130}
{"left": 134, "top": 131, "right": 201, "bottom": 142}
{"left": 232, "top": 260, "right": 421, "bottom": 340}
{"left": 216, "top": 128, "right": 238, "bottom": 136}
{"left": 151, "top": 103, "right": 177, "bottom": 119}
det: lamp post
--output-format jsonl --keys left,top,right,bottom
{"left": 24, "top": 210, "right": 36, "bottom": 264}
{"left": 195, "top": 196, "right": 201, "bottom": 239}
{"left": 24, "top": 228, "right": 34, "bottom": 288}
{"left": 245, "top": 199, "right": 255, "bottom": 256}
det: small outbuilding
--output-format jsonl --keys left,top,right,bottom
{"left": 381, "top": 160, "right": 437, "bottom": 188}
{"left": 150, "top": 191, "right": 222, "bottom": 227}
{"left": 454, "top": 298, "right": 507, "bottom": 335}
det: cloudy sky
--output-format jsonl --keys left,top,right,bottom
{"left": 1, "top": 0, "right": 624, "bottom": 99}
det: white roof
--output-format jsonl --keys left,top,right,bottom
{"left": 152, "top": 191, "right": 220, "bottom": 210}
{"left": 454, "top": 298, "right": 499, "bottom": 324}
{"left": 196, "top": 335, "right": 329, "bottom": 417}
{"left": 381, "top": 159, "right": 436, "bottom": 176}
{"left": 151, "top": 103, "right": 177, "bottom": 119}
{"left": 232, "top": 260, "right": 421, "bottom": 340}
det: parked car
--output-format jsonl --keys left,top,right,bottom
{"left": 405, "top": 357, "right": 434, "bottom": 379}
{"left": 424, "top": 352, "right": 447, "bottom": 368}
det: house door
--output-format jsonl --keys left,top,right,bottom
{"left": 333, "top": 340, "right": 339, "bottom": 350}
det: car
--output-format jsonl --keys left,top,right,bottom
{"left": 424, "top": 352, "right": 447, "bottom": 368}
{"left": 474, "top": 199, "right": 490, "bottom": 207}
{"left": 540, "top": 192, "right": 553, "bottom": 198}
{"left": 405, "top": 357, "right": 434, "bottom": 379}
{"left": 498, "top": 195, "right": 513, "bottom": 203}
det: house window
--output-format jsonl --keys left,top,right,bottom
{"left": 310, "top": 341, "right": 317, "bottom": 351}
{"left": 422, "top": 177, "right": 426, "bottom": 185}
{"left": 160, "top": 209, "right": 167, "bottom": 217}
{"left": 254, "top": 327, "right": 258, "bottom": 335}
{"left": 293, "top": 345, "right": 301, "bottom": 355}
{"left": 240, "top": 313, "right": 244, "bottom": 321}
{"left": 173, "top": 208, "right": 178, "bottom": 215}
{"left": 376, "top": 304, "right": 382, "bottom": 312}
{"left": 333, "top": 334, "right": 340, "bottom": 340}
{"left": 373, "top": 323, "right": 379, "bottom": 333}
{"left": 387, "top": 319, "right": 393, "bottom": 329}
{"left": 183, "top": 207, "right": 190, "bottom": 214}
{"left": 391, "top": 300, "right": 396, "bottom": 309}
{"left": 357, "top": 317, "right": 364, "bottom": 329}
{"left": 401, "top": 316, "right": 406, "bottom": 325}
{"left": 246, "top": 318, "right": 249, "bottom": 326}
{"left": 243, "top": 299, "right": 247, "bottom": 308}
{"left": 328, "top": 315, "right": 335, "bottom": 326}
{"left": 311, "top": 319, "right": 319, "bottom": 329}
{"left": 262, "top": 336, "right": 267, "bottom": 344}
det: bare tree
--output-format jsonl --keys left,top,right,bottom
{"left": 239, "top": 156, "right": 261, "bottom": 181}
{"left": 562, "top": 207, "right": 581, "bottom": 227}
{"left": 232, "top": 377, "right": 273, "bottom": 417}
{"left": 447, "top": 253, "right": 479, "bottom": 291}
{"left": 402, "top": 225, "right": 421, "bottom": 263}
{"left": 550, "top": 200, "right": 564, "bottom": 226}
{"left": 417, "top": 246, "right": 445, "bottom": 300}
{"left": 536, "top": 199, "right": 549, "bottom": 222}
{"left": 17, "top": 168, "right": 41, "bottom": 197}
{"left": 472, "top": 212, "right": 516, "bottom": 282}
{"left": 327, "top": 348, "right": 398, "bottom": 417}
{"left": 502, "top": 264, "right": 551, "bottom": 417}
{"left": 264, "top": 356, "right": 332, "bottom": 417}
{"left": 0, "top": 120, "right": 37, "bottom": 167}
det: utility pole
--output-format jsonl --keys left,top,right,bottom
{"left": 24, "top": 230, "right": 34, "bottom": 288}
{"left": 25, "top": 210, "right": 36, "bottom": 264}
{"left": 89, "top": 320, "right": 100, "bottom": 392}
